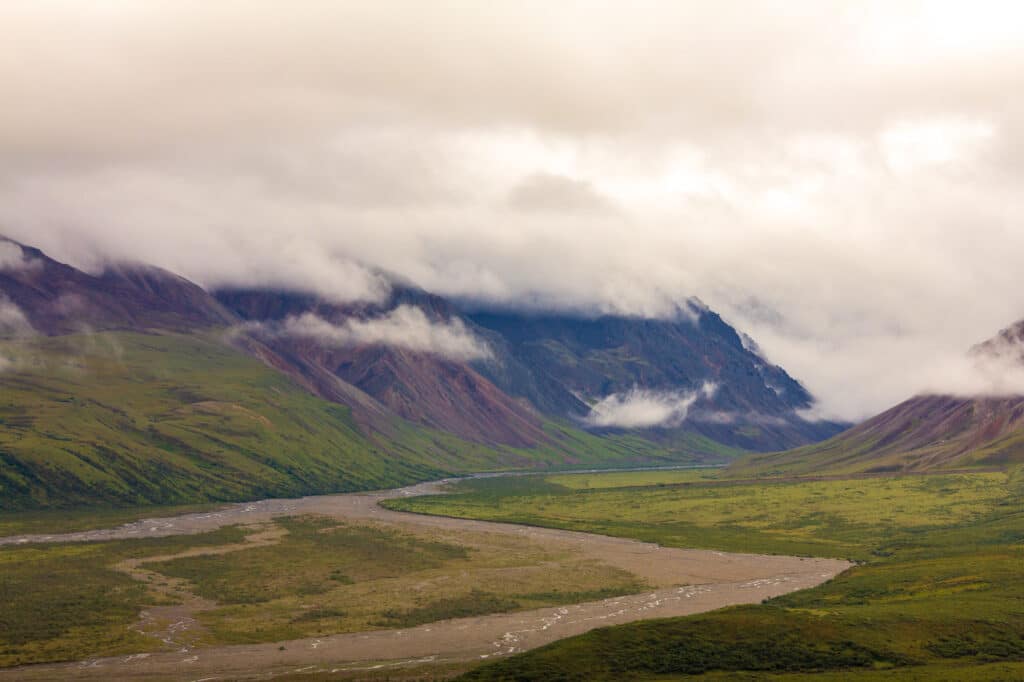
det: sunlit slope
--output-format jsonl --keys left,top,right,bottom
{"left": 0, "top": 331, "right": 727, "bottom": 510}
{"left": 0, "top": 332, "right": 437, "bottom": 509}
{"left": 728, "top": 395, "right": 1024, "bottom": 478}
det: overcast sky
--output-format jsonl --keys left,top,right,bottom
{"left": 2, "top": 0, "right": 1024, "bottom": 420}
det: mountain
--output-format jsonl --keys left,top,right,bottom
{"left": 730, "top": 319, "right": 1024, "bottom": 477}
{"left": 215, "top": 287, "right": 550, "bottom": 447}
{"left": 0, "top": 236, "right": 842, "bottom": 508}
{"left": 0, "top": 330, "right": 697, "bottom": 510}
{"left": 468, "top": 305, "right": 846, "bottom": 451}
{"left": 0, "top": 237, "right": 236, "bottom": 334}
{"left": 216, "top": 288, "right": 846, "bottom": 451}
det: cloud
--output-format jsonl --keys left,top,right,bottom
{"left": 0, "top": 297, "right": 34, "bottom": 338}
{"left": 3, "top": 3, "right": 1024, "bottom": 418}
{"left": 0, "top": 241, "right": 39, "bottom": 272}
{"left": 585, "top": 383, "right": 717, "bottom": 429}
{"left": 506, "top": 173, "right": 616, "bottom": 214}
{"left": 276, "top": 305, "right": 492, "bottom": 361}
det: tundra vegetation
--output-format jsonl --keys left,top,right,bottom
{"left": 385, "top": 468, "right": 1024, "bottom": 680}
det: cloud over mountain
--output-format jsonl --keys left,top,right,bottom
{"left": 3, "top": 1, "right": 1024, "bottom": 419}
{"left": 0, "top": 242, "right": 38, "bottom": 272}
{"left": 585, "top": 383, "right": 717, "bottom": 429}
{"left": 274, "top": 305, "right": 492, "bottom": 361}
{"left": 0, "top": 297, "right": 34, "bottom": 338}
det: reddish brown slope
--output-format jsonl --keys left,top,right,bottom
{"left": 0, "top": 237, "right": 236, "bottom": 334}
{"left": 730, "top": 315, "right": 1024, "bottom": 477}
{"left": 313, "top": 343, "right": 545, "bottom": 447}
{"left": 730, "top": 394, "right": 1024, "bottom": 477}
{"left": 218, "top": 288, "right": 547, "bottom": 448}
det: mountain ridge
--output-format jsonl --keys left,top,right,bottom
{"left": 0, "top": 236, "right": 850, "bottom": 509}
{"left": 0, "top": 236, "right": 237, "bottom": 335}
{"left": 1, "top": 236, "right": 845, "bottom": 451}
{"left": 730, "top": 319, "right": 1024, "bottom": 477}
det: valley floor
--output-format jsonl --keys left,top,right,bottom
{"left": 392, "top": 468, "right": 1024, "bottom": 681}
{"left": 0, "top": 478, "right": 847, "bottom": 680}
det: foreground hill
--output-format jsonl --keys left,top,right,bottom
{"left": 730, "top": 319, "right": 1024, "bottom": 477}
{"left": 0, "top": 331, "right": 699, "bottom": 510}
{"left": 730, "top": 395, "right": 1024, "bottom": 477}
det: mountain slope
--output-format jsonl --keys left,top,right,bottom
{"left": 0, "top": 237, "right": 840, "bottom": 509}
{"left": 216, "top": 287, "right": 549, "bottom": 447}
{"left": 729, "top": 395, "right": 1024, "bottom": 477}
{"left": 2, "top": 237, "right": 840, "bottom": 455}
{"left": 0, "top": 237, "right": 236, "bottom": 334}
{"left": 218, "top": 288, "right": 845, "bottom": 452}
{"left": 0, "top": 331, "right": 415, "bottom": 509}
{"left": 730, "top": 319, "right": 1024, "bottom": 477}
{"left": 0, "top": 330, "right": 706, "bottom": 510}
{"left": 469, "top": 305, "right": 846, "bottom": 451}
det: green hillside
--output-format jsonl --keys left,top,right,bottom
{"left": 0, "top": 331, "right": 728, "bottom": 511}
{"left": 727, "top": 395, "right": 1024, "bottom": 479}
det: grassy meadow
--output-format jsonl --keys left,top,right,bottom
{"left": 0, "top": 525, "right": 249, "bottom": 667}
{"left": 385, "top": 468, "right": 1024, "bottom": 680}
{"left": 388, "top": 469, "right": 1010, "bottom": 560}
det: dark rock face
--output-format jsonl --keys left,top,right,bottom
{"left": 468, "top": 306, "right": 846, "bottom": 451}
{"left": 216, "top": 288, "right": 846, "bottom": 451}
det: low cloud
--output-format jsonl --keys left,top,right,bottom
{"left": 585, "top": 383, "right": 717, "bottom": 429}
{"left": 277, "top": 305, "right": 492, "bottom": 361}
{"left": 941, "top": 351, "right": 1024, "bottom": 399}
{"left": 795, "top": 404, "right": 844, "bottom": 423}
{"left": 777, "top": 330, "right": 1024, "bottom": 422}
{"left": 0, "top": 241, "right": 39, "bottom": 272}
{"left": 0, "top": 296, "right": 34, "bottom": 338}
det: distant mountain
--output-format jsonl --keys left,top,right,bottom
{"left": 730, "top": 319, "right": 1024, "bottom": 477}
{"left": 0, "top": 237, "right": 236, "bottom": 334}
{"left": 0, "top": 236, "right": 847, "bottom": 508}
{"left": 0, "top": 236, "right": 842, "bottom": 452}
{"left": 215, "top": 286, "right": 548, "bottom": 447}
{"left": 216, "top": 287, "right": 845, "bottom": 451}
{"left": 468, "top": 306, "right": 846, "bottom": 451}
